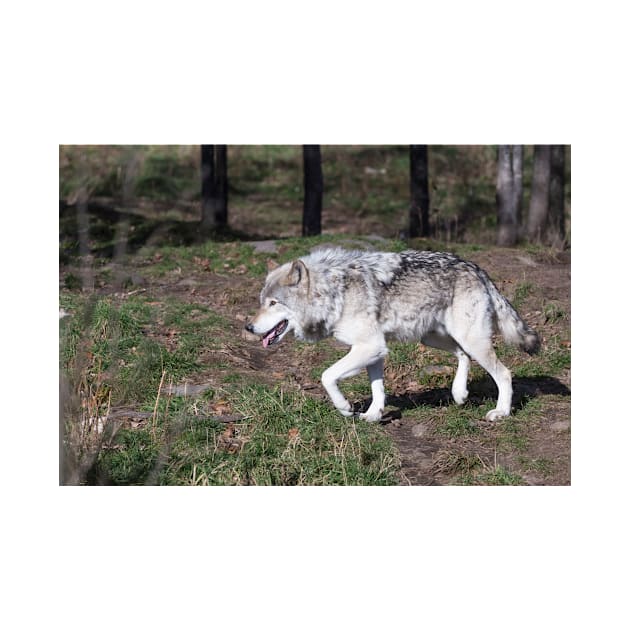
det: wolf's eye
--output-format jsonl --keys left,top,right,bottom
{"left": 269, "top": 300, "right": 277, "bottom": 306}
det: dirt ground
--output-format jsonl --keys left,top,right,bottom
{"left": 145, "top": 242, "right": 570, "bottom": 486}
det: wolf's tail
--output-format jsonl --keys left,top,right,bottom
{"left": 483, "top": 275, "right": 541, "bottom": 355}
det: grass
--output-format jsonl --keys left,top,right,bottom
{"left": 59, "top": 262, "right": 568, "bottom": 485}
{"left": 512, "top": 281, "right": 535, "bottom": 310}
{"left": 83, "top": 385, "right": 400, "bottom": 486}
{"left": 60, "top": 274, "right": 401, "bottom": 485}
{"left": 465, "top": 467, "right": 524, "bottom": 486}
{"left": 433, "top": 406, "right": 482, "bottom": 438}
{"left": 431, "top": 450, "right": 525, "bottom": 485}
{"left": 60, "top": 232, "right": 570, "bottom": 485}
{"left": 60, "top": 292, "right": 226, "bottom": 404}
{"left": 168, "top": 385, "right": 399, "bottom": 486}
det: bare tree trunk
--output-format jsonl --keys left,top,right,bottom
{"left": 548, "top": 144, "right": 566, "bottom": 248}
{"left": 200, "top": 145, "right": 228, "bottom": 231}
{"left": 409, "top": 145, "right": 430, "bottom": 237}
{"left": 302, "top": 145, "right": 323, "bottom": 236}
{"left": 496, "top": 145, "right": 523, "bottom": 246}
{"left": 512, "top": 145, "right": 524, "bottom": 231}
{"left": 215, "top": 145, "right": 228, "bottom": 226}
{"left": 76, "top": 189, "right": 94, "bottom": 291}
{"left": 527, "top": 144, "right": 551, "bottom": 242}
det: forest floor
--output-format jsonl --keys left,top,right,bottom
{"left": 60, "top": 232, "right": 570, "bottom": 485}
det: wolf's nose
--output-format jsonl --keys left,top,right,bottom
{"left": 245, "top": 323, "right": 255, "bottom": 333}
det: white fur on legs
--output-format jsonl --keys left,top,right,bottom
{"left": 321, "top": 343, "right": 387, "bottom": 421}
{"left": 455, "top": 335, "right": 512, "bottom": 420}
{"left": 451, "top": 348, "right": 470, "bottom": 405}
{"left": 360, "top": 358, "right": 386, "bottom": 422}
{"left": 480, "top": 358, "right": 512, "bottom": 420}
{"left": 421, "top": 332, "right": 471, "bottom": 407}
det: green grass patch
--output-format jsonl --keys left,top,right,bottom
{"left": 60, "top": 292, "right": 226, "bottom": 405}
{"left": 95, "top": 428, "right": 159, "bottom": 485}
{"left": 512, "top": 336, "right": 570, "bottom": 378}
{"left": 433, "top": 405, "right": 482, "bottom": 438}
{"left": 460, "top": 466, "right": 524, "bottom": 486}
{"left": 543, "top": 301, "right": 566, "bottom": 324}
{"left": 92, "top": 385, "right": 400, "bottom": 485}
{"left": 387, "top": 342, "right": 421, "bottom": 370}
{"left": 512, "top": 281, "right": 535, "bottom": 310}
{"left": 140, "top": 240, "right": 275, "bottom": 279}
{"left": 519, "top": 456, "right": 554, "bottom": 476}
{"left": 61, "top": 292, "right": 402, "bottom": 485}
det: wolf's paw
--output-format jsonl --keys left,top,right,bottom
{"left": 484, "top": 408, "right": 510, "bottom": 421}
{"left": 359, "top": 410, "right": 383, "bottom": 423}
{"left": 336, "top": 402, "right": 354, "bottom": 417}
{"left": 452, "top": 388, "right": 469, "bottom": 406}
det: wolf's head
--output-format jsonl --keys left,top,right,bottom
{"left": 245, "top": 259, "right": 310, "bottom": 348}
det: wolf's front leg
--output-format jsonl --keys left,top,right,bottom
{"left": 360, "top": 358, "right": 385, "bottom": 422}
{"left": 321, "top": 343, "right": 387, "bottom": 421}
{"left": 321, "top": 362, "right": 357, "bottom": 417}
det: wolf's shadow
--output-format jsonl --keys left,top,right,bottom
{"left": 365, "top": 376, "right": 570, "bottom": 420}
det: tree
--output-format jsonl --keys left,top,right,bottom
{"left": 409, "top": 145, "right": 430, "bottom": 237}
{"left": 302, "top": 145, "right": 323, "bottom": 236}
{"left": 200, "top": 145, "right": 228, "bottom": 231}
{"left": 496, "top": 145, "right": 523, "bottom": 246}
{"left": 548, "top": 145, "right": 566, "bottom": 247}
{"left": 527, "top": 144, "right": 551, "bottom": 242}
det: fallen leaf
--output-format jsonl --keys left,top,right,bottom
{"left": 193, "top": 256, "right": 211, "bottom": 270}
{"left": 211, "top": 400, "right": 232, "bottom": 415}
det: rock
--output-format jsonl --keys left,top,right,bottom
{"left": 130, "top": 273, "right": 147, "bottom": 286}
{"left": 411, "top": 423, "right": 429, "bottom": 438}
{"left": 250, "top": 240, "right": 278, "bottom": 254}
{"left": 550, "top": 420, "right": 570, "bottom": 432}
{"left": 516, "top": 255, "right": 538, "bottom": 268}
{"left": 176, "top": 277, "right": 198, "bottom": 287}
{"left": 166, "top": 382, "right": 213, "bottom": 396}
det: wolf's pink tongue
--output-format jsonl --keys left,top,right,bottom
{"left": 262, "top": 332, "right": 273, "bottom": 348}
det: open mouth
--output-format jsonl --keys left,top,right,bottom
{"left": 262, "top": 319, "right": 289, "bottom": 348}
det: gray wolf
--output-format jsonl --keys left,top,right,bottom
{"left": 246, "top": 247, "right": 540, "bottom": 422}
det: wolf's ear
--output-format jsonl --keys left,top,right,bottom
{"left": 283, "top": 260, "right": 309, "bottom": 286}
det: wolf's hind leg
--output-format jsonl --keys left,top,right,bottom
{"left": 360, "top": 358, "right": 386, "bottom": 422}
{"left": 456, "top": 336, "right": 512, "bottom": 420}
{"left": 451, "top": 348, "right": 470, "bottom": 405}
{"left": 421, "top": 332, "right": 469, "bottom": 406}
